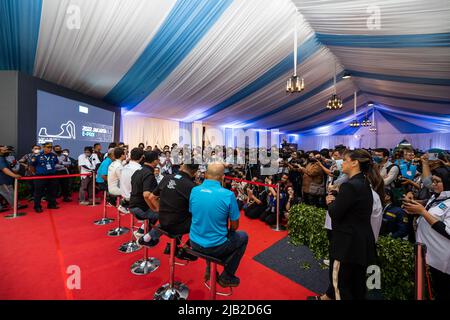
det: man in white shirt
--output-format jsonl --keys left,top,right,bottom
{"left": 120, "top": 148, "right": 143, "bottom": 201}
{"left": 108, "top": 147, "right": 125, "bottom": 197}
{"left": 78, "top": 146, "right": 97, "bottom": 205}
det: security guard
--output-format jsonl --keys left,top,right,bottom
{"left": 31, "top": 142, "right": 59, "bottom": 213}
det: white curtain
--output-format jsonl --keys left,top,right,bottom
{"left": 122, "top": 115, "right": 179, "bottom": 148}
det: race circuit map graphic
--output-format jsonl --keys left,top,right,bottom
{"left": 38, "top": 120, "right": 76, "bottom": 140}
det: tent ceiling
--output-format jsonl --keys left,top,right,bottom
{"left": 1, "top": 0, "right": 449, "bottom": 133}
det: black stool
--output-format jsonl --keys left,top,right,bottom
{"left": 184, "top": 248, "right": 233, "bottom": 300}
{"left": 93, "top": 190, "right": 114, "bottom": 225}
{"left": 153, "top": 227, "right": 189, "bottom": 300}
{"left": 118, "top": 201, "right": 142, "bottom": 253}
{"left": 107, "top": 196, "right": 129, "bottom": 236}
{"left": 130, "top": 220, "right": 160, "bottom": 275}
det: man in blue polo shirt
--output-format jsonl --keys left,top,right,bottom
{"left": 189, "top": 163, "right": 248, "bottom": 288}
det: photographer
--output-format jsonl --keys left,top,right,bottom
{"left": 403, "top": 168, "right": 450, "bottom": 300}
{"left": 298, "top": 151, "right": 325, "bottom": 208}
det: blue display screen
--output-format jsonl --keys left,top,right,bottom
{"left": 36, "top": 90, "right": 115, "bottom": 155}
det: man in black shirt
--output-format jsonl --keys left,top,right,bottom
{"left": 129, "top": 151, "right": 161, "bottom": 247}
{"left": 149, "top": 163, "right": 199, "bottom": 260}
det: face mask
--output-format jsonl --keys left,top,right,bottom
{"left": 373, "top": 156, "right": 383, "bottom": 164}
{"left": 55, "top": 150, "right": 62, "bottom": 154}
{"left": 63, "top": 152, "right": 69, "bottom": 156}
{"left": 33, "top": 149, "right": 40, "bottom": 154}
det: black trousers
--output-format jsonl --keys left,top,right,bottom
{"left": 430, "top": 266, "right": 450, "bottom": 300}
{"left": 34, "top": 179, "right": 58, "bottom": 209}
{"left": 56, "top": 171, "right": 71, "bottom": 199}
{"left": 332, "top": 261, "right": 367, "bottom": 300}
{"left": 244, "top": 204, "right": 266, "bottom": 219}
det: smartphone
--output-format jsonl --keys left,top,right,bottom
{"left": 427, "top": 152, "right": 438, "bottom": 161}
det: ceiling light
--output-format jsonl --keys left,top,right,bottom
{"left": 286, "top": 11, "right": 304, "bottom": 94}
{"left": 326, "top": 60, "right": 343, "bottom": 110}
{"left": 342, "top": 71, "right": 352, "bottom": 79}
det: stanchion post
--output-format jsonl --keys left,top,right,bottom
{"left": 91, "top": 172, "right": 96, "bottom": 207}
{"left": 5, "top": 178, "right": 26, "bottom": 219}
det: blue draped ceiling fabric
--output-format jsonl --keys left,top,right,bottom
{"left": 1, "top": 0, "right": 449, "bottom": 148}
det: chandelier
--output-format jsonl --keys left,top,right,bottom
{"left": 286, "top": 11, "right": 304, "bottom": 93}
{"left": 326, "top": 60, "right": 343, "bottom": 110}
{"left": 349, "top": 91, "right": 359, "bottom": 127}
{"left": 361, "top": 103, "right": 372, "bottom": 127}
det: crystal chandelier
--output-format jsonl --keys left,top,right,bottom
{"left": 286, "top": 11, "right": 304, "bottom": 93}
{"left": 326, "top": 61, "right": 343, "bottom": 110}
{"left": 361, "top": 103, "right": 372, "bottom": 127}
{"left": 349, "top": 91, "right": 360, "bottom": 127}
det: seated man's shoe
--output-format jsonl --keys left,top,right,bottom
{"left": 34, "top": 207, "right": 43, "bottom": 213}
{"left": 17, "top": 204, "right": 28, "bottom": 209}
{"left": 217, "top": 274, "right": 240, "bottom": 288}
{"left": 138, "top": 237, "right": 159, "bottom": 248}
{"left": 176, "top": 248, "right": 198, "bottom": 261}
{"left": 118, "top": 205, "right": 130, "bottom": 214}
{"left": 48, "top": 205, "right": 60, "bottom": 209}
{"left": 79, "top": 201, "right": 90, "bottom": 206}
{"left": 63, "top": 198, "right": 72, "bottom": 202}
{"left": 133, "top": 228, "right": 145, "bottom": 240}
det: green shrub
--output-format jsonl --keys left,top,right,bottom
{"left": 287, "top": 203, "right": 329, "bottom": 260}
{"left": 287, "top": 204, "right": 415, "bottom": 300}
{"left": 376, "top": 236, "right": 415, "bottom": 300}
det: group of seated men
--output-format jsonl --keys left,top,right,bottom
{"left": 102, "top": 147, "right": 248, "bottom": 288}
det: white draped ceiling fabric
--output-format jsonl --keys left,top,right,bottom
{"left": 1, "top": 0, "right": 449, "bottom": 150}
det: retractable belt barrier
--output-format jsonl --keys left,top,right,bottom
{"left": 224, "top": 176, "right": 285, "bottom": 232}
{"left": 5, "top": 172, "right": 96, "bottom": 220}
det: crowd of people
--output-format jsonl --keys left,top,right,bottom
{"left": 0, "top": 140, "right": 449, "bottom": 299}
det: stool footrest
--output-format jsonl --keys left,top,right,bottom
{"left": 204, "top": 280, "right": 233, "bottom": 296}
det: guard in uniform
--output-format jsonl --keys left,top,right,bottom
{"left": 31, "top": 142, "right": 59, "bottom": 213}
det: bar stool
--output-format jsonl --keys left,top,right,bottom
{"left": 107, "top": 196, "right": 129, "bottom": 236}
{"left": 118, "top": 202, "right": 142, "bottom": 253}
{"left": 153, "top": 227, "right": 189, "bottom": 300}
{"left": 130, "top": 220, "right": 160, "bottom": 275}
{"left": 93, "top": 190, "right": 115, "bottom": 225}
{"left": 184, "top": 247, "right": 233, "bottom": 300}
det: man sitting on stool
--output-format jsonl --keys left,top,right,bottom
{"left": 149, "top": 163, "right": 199, "bottom": 261}
{"left": 108, "top": 147, "right": 125, "bottom": 211}
{"left": 129, "top": 151, "right": 161, "bottom": 247}
{"left": 189, "top": 163, "right": 248, "bottom": 287}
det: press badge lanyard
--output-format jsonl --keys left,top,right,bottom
{"left": 43, "top": 154, "right": 53, "bottom": 171}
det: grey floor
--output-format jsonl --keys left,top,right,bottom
{"left": 253, "top": 236, "right": 329, "bottom": 295}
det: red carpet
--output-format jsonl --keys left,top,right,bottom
{"left": 0, "top": 196, "right": 315, "bottom": 300}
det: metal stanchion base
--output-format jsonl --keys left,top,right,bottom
{"left": 93, "top": 217, "right": 115, "bottom": 225}
{"left": 130, "top": 258, "right": 160, "bottom": 275}
{"left": 154, "top": 283, "right": 189, "bottom": 300}
{"left": 4, "top": 212, "right": 26, "bottom": 219}
{"left": 271, "top": 225, "right": 287, "bottom": 232}
{"left": 118, "top": 240, "right": 142, "bottom": 253}
{"left": 107, "top": 227, "right": 129, "bottom": 237}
